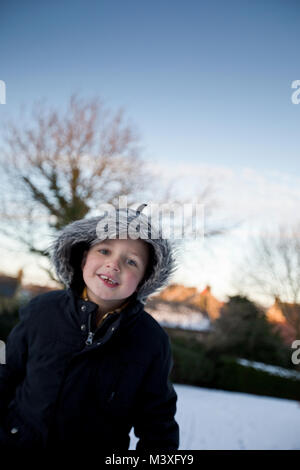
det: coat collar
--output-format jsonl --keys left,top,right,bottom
{"left": 67, "top": 287, "right": 144, "bottom": 329}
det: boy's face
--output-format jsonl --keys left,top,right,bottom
{"left": 81, "top": 238, "right": 149, "bottom": 310}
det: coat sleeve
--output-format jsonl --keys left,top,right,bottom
{"left": 133, "top": 335, "right": 179, "bottom": 451}
{"left": 0, "top": 304, "right": 29, "bottom": 421}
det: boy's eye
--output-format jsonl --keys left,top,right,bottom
{"left": 127, "top": 259, "right": 137, "bottom": 267}
{"left": 98, "top": 248, "right": 109, "bottom": 255}
{"left": 97, "top": 248, "right": 138, "bottom": 267}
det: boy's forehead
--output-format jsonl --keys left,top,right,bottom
{"left": 91, "top": 237, "right": 149, "bottom": 257}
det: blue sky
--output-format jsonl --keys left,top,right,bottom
{"left": 0, "top": 0, "right": 300, "bottom": 304}
{"left": 1, "top": 0, "right": 300, "bottom": 172}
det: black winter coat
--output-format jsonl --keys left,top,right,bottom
{"left": 0, "top": 288, "right": 179, "bottom": 452}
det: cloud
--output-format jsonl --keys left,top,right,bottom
{"left": 1, "top": 160, "right": 298, "bottom": 306}
{"left": 145, "top": 161, "right": 300, "bottom": 306}
{"left": 148, "top": 160, "right": 300, "bottom": 230}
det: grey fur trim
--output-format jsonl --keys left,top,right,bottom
{"left": 46, "top": 209, "right": 178, "bottom": 303}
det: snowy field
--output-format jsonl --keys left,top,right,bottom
{"left": 129, "top": 384, "right": 300, "bottom": 450}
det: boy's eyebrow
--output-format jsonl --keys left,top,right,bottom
{"left": 127, "top": 251, "right": 142, "bottom": 258}
{"left": 96, "top": 241, "right": 143, "bottom": 258}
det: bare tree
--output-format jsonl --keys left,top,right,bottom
{"left": 234, "top": 223, "right": 300, "bottom": 337}
{"left": 0, "top": 94, "right": 231, "bottom": 284}
{"left": 0, "top": 95, "right": 157, "bottom": 281}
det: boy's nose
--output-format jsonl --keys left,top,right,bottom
{"left": 106, "top": 259, "right": 120, "bottom": 271}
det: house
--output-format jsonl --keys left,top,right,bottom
{"left": 145, "top": 296, "right": 210, "bottom": 332}
{"left": 266, "top": 296, "right": 300, "bottom": 344}
{"left": 157, "top": 284, "right": 198, "bottom": 303}
{"left": 18, "top": 283, "right": 58, "bottom": 301}
{"left": 156, "top": 283, "right": 224, "bottom": 320}
{"left": 266, "top": 296, "right": 300, "bottom": 324}
{"left": 189, "top": 285, "right": 224, "bottom": 320}
{"left": 0, "top": 269, "right": 23, "bottom": 299}
{"left": 143, "top": 283, "right": 228, "bottom": 333}
{"left": 0, "top": 269, "right": 58, "bottom": 302}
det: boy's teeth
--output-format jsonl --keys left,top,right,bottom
{"left": 100, "top": 275, "right": 118, "bottom": 284}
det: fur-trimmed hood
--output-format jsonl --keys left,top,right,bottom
{"left": 47, "top": 208, "right": 178, "bottom": 303}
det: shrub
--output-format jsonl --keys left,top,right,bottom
{"left": 204, "top": 295, "right": 291, "bottom": 368}
{"left": 170, "top": 339, "right": 216, "bottom": 386}
{"left": 215, "top": 355, "right": 300, "bottom": 401}
{"left": 167, "top": 329, "right": 300, "bottom": 400}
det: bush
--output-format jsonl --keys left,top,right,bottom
{"left": 204, "top": 295, "right": 291, "bottom": 368}
{"left": 168, "top": 329, "right": 300, "bottom": 401}
{"left": 215, "top": 355, "right": 300, "bottom": 401}
{"left": 170, "top": 338, "right": 216, "bottom": 386}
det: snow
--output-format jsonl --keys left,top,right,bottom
{"left": 129, "top": 384, "right": 300, "bottom": 450}
{"left": 156, "top": 316, "right": 210, "bottom": 331}
{"left": 237, "top": 358, "right": 300, "bottom": 380}
{"left": 147, "top": 302, "right": 211, "bottom": 331}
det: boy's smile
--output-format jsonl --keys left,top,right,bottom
{"left": 81, "top": 238, "right": 149, "bottom": 312}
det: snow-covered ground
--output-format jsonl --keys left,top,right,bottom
{"left": 237, "top": 358, "right": 300, "bottom": 380}
{"left": 129, "top": 384, "right": 300, "bottom": 450}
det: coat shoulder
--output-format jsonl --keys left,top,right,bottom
{"left": 25, "top": 288, "right": 67, "bottom": 307}
{"left": 19, "top": 289, "right": 69, "bottom": 320}
{"left": 133, "top": 308, "right": 171, "bottom": 353}
{"left": 140, "top": 309, "right": 169, "bottom": 339}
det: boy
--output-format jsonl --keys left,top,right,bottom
{"left": 0, "top": 207, "right": 179, "bottom": 453}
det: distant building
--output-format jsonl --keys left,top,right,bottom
{"left": 157, "top": 284, "right": 198, "bottom": 303}
{"left": 266, "top": 296, "right": 300, "bottom": 324}
{"left": 146, "top": 283, "right": 227, "bottom": 331}
{"left": 157, "top": 283, "right": 223, "bottom": 320}
{"left": 191, "top": 285, "right": 224, "bottom": 320}
{"left": 0, "top": 269, "right": 58, "bottom": 302}
{"left": 145, "top": 296, "right": 210, "bottom": 332}
{"left": 0, "top": 269, "right": 24, "bottom": 299}
{"left": 18, "top": 283, "right": 58, "bottom": 301}
{"left": 266, "top": 296, "right": 300, "bottom": 345}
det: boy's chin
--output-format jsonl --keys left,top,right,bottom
{"left": 92, "top": 288, "right": 127, "bottom": 301}
{"left": 97, "top": 290, "right": 136, "bottom": 304}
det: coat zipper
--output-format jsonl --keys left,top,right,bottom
{"left": 85, "top": 313, "right": 94, "bottom": 345}
{"left": 85, "top": 311, "right": 118, "bottom": 346}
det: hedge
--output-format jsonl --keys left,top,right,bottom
{"left": 215, "top": 355, "right": 300, "bottom": 401}
{"left": 169, "top": 333, "right": 300, "bottom": 401}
